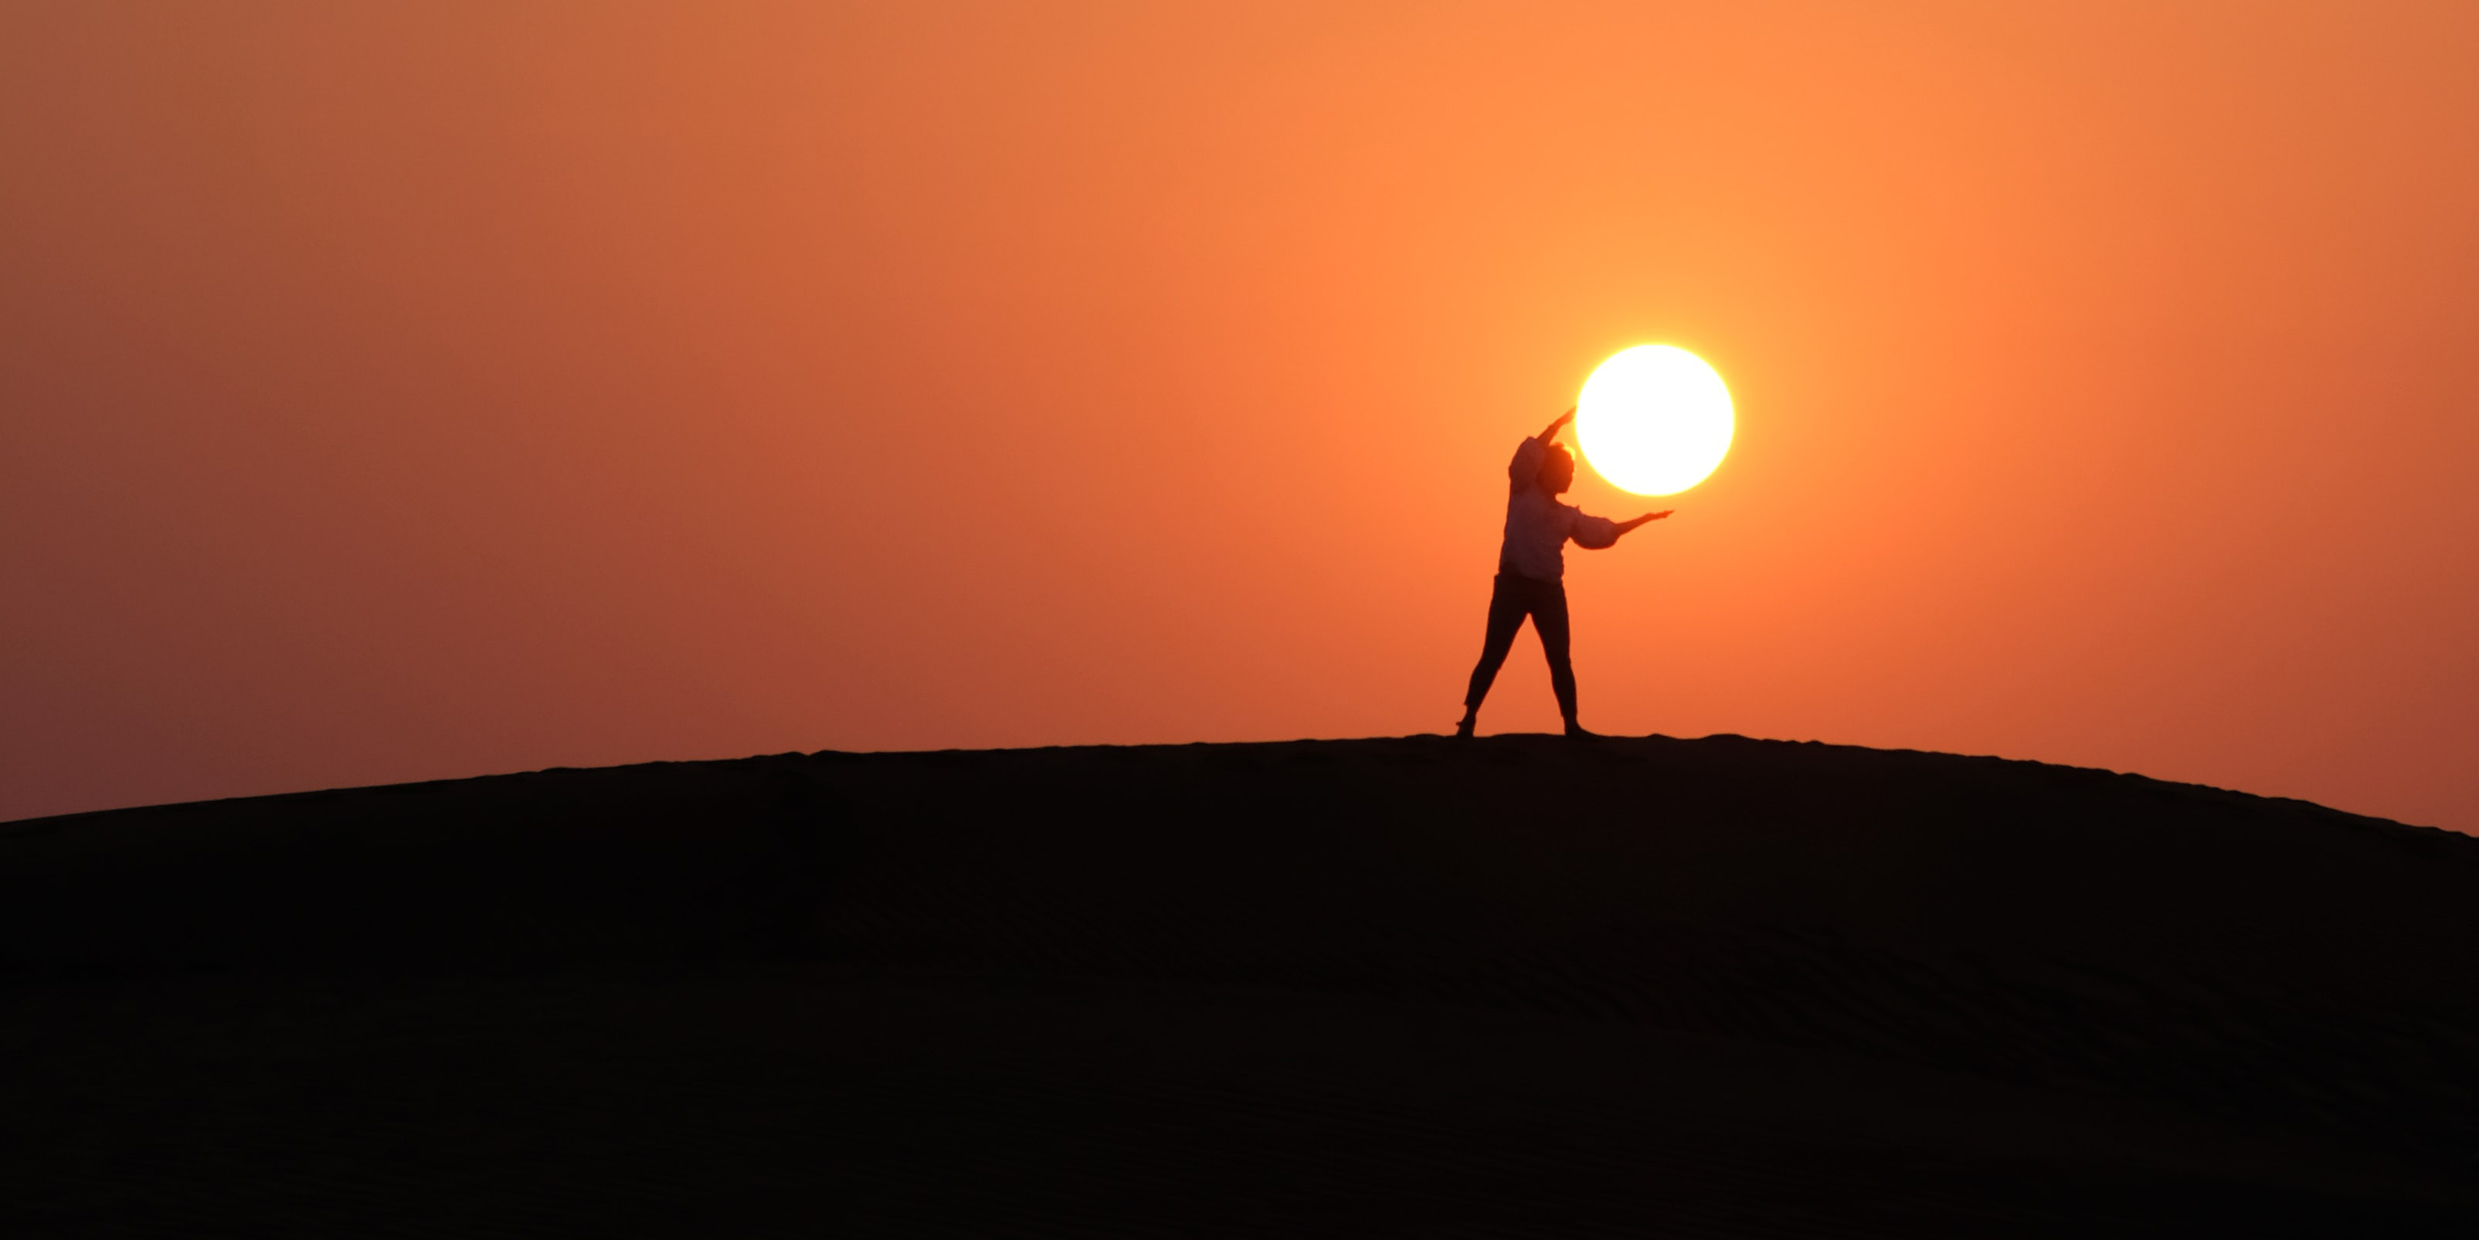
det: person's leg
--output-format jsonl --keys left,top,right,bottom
{"left": 1530, "top": 579, "right": 1582, "bottom": 731}
{"left": 1459, "top": 573, "right": 1530, "bottom": 735}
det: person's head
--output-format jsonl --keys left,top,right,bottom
{"left": 1539, "top": 443, "right": 1575, "bottom": 495}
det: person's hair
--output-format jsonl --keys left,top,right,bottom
{"left": 1542, "top": 443, "right": 1575, "bottom": 473}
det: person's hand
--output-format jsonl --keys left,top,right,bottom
{"left": 1641, "top": 510, "right": 1672, "bottom": 522}
{"left": 1538, "top": 407, "right": 1576, "bottom": 441}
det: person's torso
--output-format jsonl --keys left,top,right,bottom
{"left": 1499, "top": 488, "right": 1576, "bottom": 580}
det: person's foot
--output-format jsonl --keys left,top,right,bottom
{"left": 1562, "top": 719, "right": 1599, "bottom": 739}
{"left": 1453, "top": 715, "right": 1476, "bottom": 739}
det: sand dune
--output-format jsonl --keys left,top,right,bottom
{"left": 5, "top": 735, "right": 2475, "bottom": 1235}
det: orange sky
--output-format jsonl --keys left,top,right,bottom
{"left": 5, "top": 1, "right": 2475, "bottom": 831}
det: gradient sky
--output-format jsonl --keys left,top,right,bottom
{"left": 5, "top": 1, "right": 2475, "bottom": 831}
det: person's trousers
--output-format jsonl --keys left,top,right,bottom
{"left": 1463, "top": 569, "right": 1576, "bottom": 721}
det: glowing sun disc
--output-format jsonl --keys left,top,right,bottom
{"left": 1575, "top": 345, "right": 1734, "bottom": 496}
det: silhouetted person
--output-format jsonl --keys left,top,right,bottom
{"left": 1457, "top": 407, "right": 1668, "bottom": 739}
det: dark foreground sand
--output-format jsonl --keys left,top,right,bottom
{"left": 4, "top": 734, "right": 2476, "bottom": 1236}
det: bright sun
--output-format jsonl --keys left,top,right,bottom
{"left": 1575, "top": 345, "right": 1734, "bottom": 496}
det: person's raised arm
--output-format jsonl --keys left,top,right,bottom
{"left": 1511, "top": 407, "right": 1569, "bottom": 487}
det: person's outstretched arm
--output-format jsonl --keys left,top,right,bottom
{"left": 1536, "top": 407, "right": 1575, "bottom": 442}
{"left": 1571, "top": 510, "right": 1672, "bottom": 550}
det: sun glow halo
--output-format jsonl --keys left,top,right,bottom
{"left": 1575, "top": 345, "right": 1734, "bottom": 496}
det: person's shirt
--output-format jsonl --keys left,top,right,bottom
{"left": 1499, "top": 437, "right": 1619, "bottom": 581}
